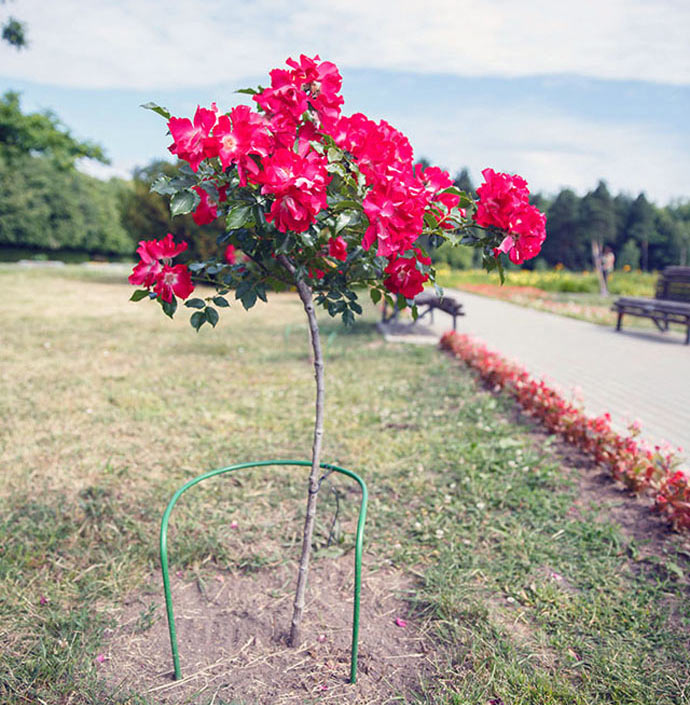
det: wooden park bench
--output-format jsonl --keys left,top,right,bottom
{"left": 612, "top": 266, "right": 690, "bottom": 345}
{"left": 382, "top": 291, "right": 465, "bottom": 331}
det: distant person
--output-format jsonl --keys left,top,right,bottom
{"left": 602, "top": 246, "right": 615, "bottom": 285}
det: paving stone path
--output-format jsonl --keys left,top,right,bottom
{"left": 381, "top": 290, "right": 690, "bottom": 462}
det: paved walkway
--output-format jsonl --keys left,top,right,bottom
{"left": 381, "top": 290, "right": 690, "bottom": 462}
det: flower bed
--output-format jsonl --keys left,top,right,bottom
{"left": 440, "top": 331, "right": 690, "bottom": 531}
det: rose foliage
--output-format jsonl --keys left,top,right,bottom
{"left": 441, "top": 331, "right": 690, "bottom": 531}
{"left": 130, "top": 54, "right": 546, "bottom": 328}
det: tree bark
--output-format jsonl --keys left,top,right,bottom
{"left": 278, "top": 255, "right": 325, "bottom": 648}
{"left": 591, "top": 238, "right": 608, "bottom": 297}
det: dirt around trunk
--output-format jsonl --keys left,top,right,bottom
{"left": 99, "top": 555, "right": 439, "bottom": 704}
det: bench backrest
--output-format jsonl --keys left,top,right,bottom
{"left": 656, "top": 267, "right": 690, "bottom": 303}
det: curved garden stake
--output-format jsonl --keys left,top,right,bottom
{"left": 159, "top": 460, "right": 368, "bottom": 684}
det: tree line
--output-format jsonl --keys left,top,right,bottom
{"left": 451, "top": 170, "right": 690, "bottom": 272}
{"left": 1, "top": 93, "right": 688, "bottom": 271}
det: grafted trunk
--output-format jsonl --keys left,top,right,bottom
{"left": 279, "top": 256, "right": 325, "bottom": 648}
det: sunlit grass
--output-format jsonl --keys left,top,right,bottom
{"left": 1, "top": 266, "right": 688, "bottom": 704}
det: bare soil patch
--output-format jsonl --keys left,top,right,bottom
{"left": 100, "top": 556, "right": 438, "bottom": 704}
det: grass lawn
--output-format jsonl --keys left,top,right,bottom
{"left": 1, "top": 265, "right": 689, "bottom": 704}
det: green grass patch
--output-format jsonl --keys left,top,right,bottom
{"left": 1, "top": 267, "right": 688, "bottom": 704}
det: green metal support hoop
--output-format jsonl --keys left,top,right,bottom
{"left": 159, "top": 460, "right": 368, "bottom": 684}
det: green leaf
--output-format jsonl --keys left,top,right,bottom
{"left": 235, "top": 87, "right": 259, "bottom": 95}
{"left": 437, "top": 186, "right": 463, "bottom": 197}
{"left": 184, "top": 298, "right": 206, "bottom": 309}
{"left": 424, "top": 212, "right": 439, "bottom": 229}
{"left": 370, "top": 288, "right": 382, "bottom": 305}
{"left": 190, "top": 311, "right": 206, "bottom": 332}
{"left": 170, "top": 189, "right": 198, "bottom": 217}
{"left": 129, "top": 289, "right": 150, "bottom": 302}
{"left": 331, "top": 199, "right": 360, "bottom": 212}
{"left": 349, "top": 301, "right": 363, "bottom": 315}
{"left": 213, "top": 296, "right": 230, "bottom": 307}
{"left": 325, "top": 162, "right": 346, "bottom": 177}
{"left": 141, "top": 102, "right": 171, "bottom": 120}
{"left": 235, "top": 279, "right": 252, "bottom": 300}
{"left": 205, "top": 306, "right": 219, "bottom": 327}
{"left": 150, "top": 175, "right": 175, "bottom": 196}
{"left": 161, "top": 297, "right": 177, "bottom": 319}
{"left": 239, "top": 289, "right": 257, "bottom": 311}
{"left": 334, "top": 212, "right": 353, "bottom": 234}
{"left": 255, "top": 284, "right": 268, "bottom": 303}
{"left": 327, "top": 147, "right": 341, "bottom": 162}
{"left": 225, "top": 203, "right": 253, "bottom": 230}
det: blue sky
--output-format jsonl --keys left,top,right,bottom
{"left": 1, "top": 0, "right": 688, "bottom": 204}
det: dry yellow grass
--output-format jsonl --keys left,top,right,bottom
{"left": 0, "top": 266, "right": 317, "bottom": 498}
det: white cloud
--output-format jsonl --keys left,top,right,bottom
{"left": 386, "top": 105, "right": 689, "bottom": 203}
{"left": 1, "top": 0, "right": 688, "bottom": 89}
{"left": 76, "top": 157, "right": 136, "bottom": 182}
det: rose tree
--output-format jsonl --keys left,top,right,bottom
{"left": 131, "top": 54, "right": 546, "bottom": 648}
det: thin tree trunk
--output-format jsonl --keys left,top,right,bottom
{"left": 591, "top": 238, "right": 608, "bottom": 296}
{"left": 278, "top": 255, "right": 325, "bottom": 648}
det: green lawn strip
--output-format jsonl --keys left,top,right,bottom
{"left": 1, "top": 269, "right": 688, "bottom": 704}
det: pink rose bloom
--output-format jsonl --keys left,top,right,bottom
{"left": 211, "top": 106, "right": 273, "bottom": 186}
{"left": 475, "top": 168, "right": 546, "bottom": 263}
{"left": 474, "top": 168, "right": 529, "bottom": 231}
{"left": 415, "top": 163, "right": 464, "bottom": 229}
{"left": 156, "top": 233, "right": 188, "bottom": 260}
{"left": 383, "top": 250, "right": 431, "bottom": 299}
{"left": 129, "top": 234, "right": 193, "bottom": 302}
{"left": 224, "top": 244, "right": 237, "bottom": 264}
{"left": 327, "top": 236, "right": 348, "bottom": 262}
{"left": 168, "top": 105, "right": 218, "bottom": 172}
{"left": 362, "top": 175, "right": 428, "bottom": 257}
{"left": 285, "top": 53, "right": 344, "bottom": 122}
{"left": 254, "top": 68, "right": 308, "bottom": 123}
{"left": 267, "top": 193, "right": 315, "bottom": 233}
{"left": 192, "top": 186, "right": 217, "bottom": 226}
{"left": 255, "top": 148, "right": 330, "bottom": 232}
{"left": 128, "top": 238, "right": 163, "bottom": 288}
{"left": 153, "top": 264, "right": 195, "bottom": 303}
{"left": 327, "top": 114, "right": 413, "bottom": 185}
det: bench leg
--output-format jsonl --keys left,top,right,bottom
{"left": 686, "top": 324, "right": 689, "bottom": 345}
{"left": 616, "top": 311, "right": 623, "bottom": 331}
{"left": 452, "top": 314, "right": 457, "bottom": 331}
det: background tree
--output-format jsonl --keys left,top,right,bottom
{"left": 626, "top": 193, "right": 658, "bottom": 271}
{"left": 669, "top": 202, "right": 690, "bottom": 266}
{"left": 618, "top": 239, "right": 641, "bottom": 270}
{"left": 540, "top": 189, "right": 587, "bottom": 269}
{"left": 0, "top": 153, "right": 134, "bottom": 255}
{"left": 0, "top": 91, "right": 106, "bottom": 168}
{"left": 1, "top": 0, "right": 26, "bottom": 49}
{"left": 581, "top": 181, "right": 616, "bottom": 293}
{"left": 453, "top": 167, "right": 475, "bottom": 196}
{"left": 120, "top": 160, "right": 225, "bottom": 261}
{"left": 0, "top": 91, "right": 131, "bottom": 257}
